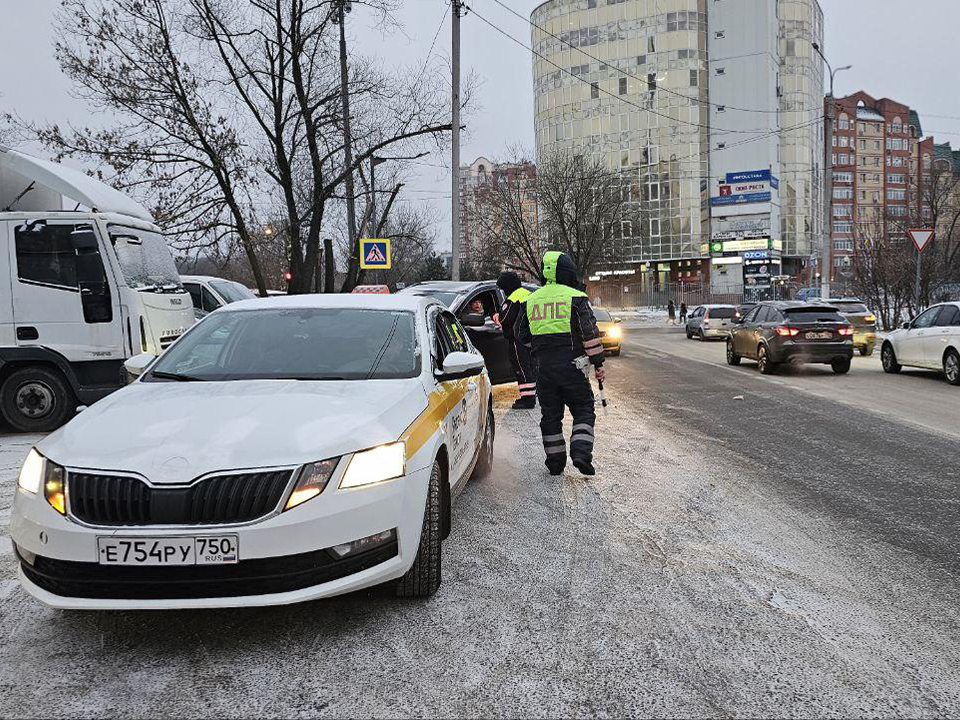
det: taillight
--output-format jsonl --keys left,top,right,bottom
{"left": 775, "top": 326, "right": 800, "bottom": 337}
{"left": 702, "top": 319, "right": 710, "bottom": 326}
{"left": 864, "top": 314, "right": 876, "bottom": 323}
{"left": 838, "top": 325, "right": 854, "bottom": 336}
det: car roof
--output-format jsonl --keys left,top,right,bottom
{"left": 180, "top": 275, "right": 236, "bottom": 283}
{"left": 700, "top": 303, "right": 736, "bottom": 308}
{"left": 225, "top": 293, "right": 437, "bottom": 313}
{"left": 399, "top": 280, "right": 492, "bottom": 294}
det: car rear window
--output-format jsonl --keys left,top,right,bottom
{"left": 832, "top": 302, "right": 868, "bottom": 314}
{"left": 783, "top": 308, "right": 845, "bottom": 323}
{"left": 708, "top": 307, "right": 735, "bottom": 319}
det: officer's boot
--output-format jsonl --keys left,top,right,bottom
{"left": 571, "top": 455, "right": 595, "bottom": 476}
{"left": 545, "top": 458, "right": 565, "bottom": 476}
{"left": 512, "top": 396, "right": 536, "bottom": 410}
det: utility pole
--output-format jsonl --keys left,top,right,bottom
{"left": 336, "top": 0, "right": 357, "bottom": 293}
{"left": 451, "top": 0, "right": 462, "bottom": 281}
{"left": 812, "top": 43, "right": 851, "bottom": 300}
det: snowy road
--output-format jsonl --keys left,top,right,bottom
{"left": 0, "top": 329, "right": 958, "bottom": 718}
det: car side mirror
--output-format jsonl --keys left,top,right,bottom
{"left": 459, "top": 312, "right": 485, "bottom": 328}
{"left": 614, "top": 317, "right": 622, "bottom": 324}
{"left": 901, "top": 321, "right": 911, "bottom": 330}
{"left": 435, "top": 351, "right": 485, "bottom": 382}
{"left": 123, "top": 352, "right": 156, "bottom": 382}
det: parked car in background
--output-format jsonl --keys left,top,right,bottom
{"left": 399, "top": 280, "right": 518, "bottom": 384}
{"left": 685, "top": 304, "right": 737, "bottom": 340}
{"left": 881, "top": 302, "right": 960, "bottom": 385}
{"left": 181, "top": 275, "right": 257, "bottom": 319}
{"left": 593, "top": 308, "right": 623, "bottom": 355}
{"left": 823, "top": 298, "right": 877, "bottom": 356}
{"left": 727, "top": 301, "right": 854, "bottom": 375}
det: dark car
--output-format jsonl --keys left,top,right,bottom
{"left": 399, "top": 280, "right": 529, "bottom": 384}
{"left": 726, "top": 301, "right": 855, "bottom": 374}
{"left": 733, "top": 302, "right": 757, "bottom": 323}
{"left": 822, "top": 298, "right": 878, "bottom": 356}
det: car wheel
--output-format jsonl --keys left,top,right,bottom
{"left": 396, "top": 459, "right": 442, "bottom": 598}
{"left": 685, "top": 329, "right": 692, "bottom": 339}
{"left": 831, "top": 357, "right": 851, "bottom": 374}
{"left": 698, "top": 329, "right": 705, "bottom": 341}
{"left": 944, "top": 349, "right": 960, "bottom": 386}
{"left": 611, "top": 348, "right": 621, "bottom": 357}
{"left": 757, "top": 345, "right": 776, "bottom": 375}
{"left": 471, "top": 408, "right": 495, "bottom": 479}
{"left": 0, "top": 367, "right": 75, "bottom": 433}
{"left": 726, "top": 339, "right": 741, "bottom": 366}
{"left": 881, "top": 343, "right": 902, "bottom": 374}
{"left": 859, "top": 345, "right": 874, "bottom": 357}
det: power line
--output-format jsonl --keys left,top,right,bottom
{"left": 466, "top": 3, "right": 802, "bottom": 136}
{"left": 492, "top": 0, "right": 820, "bottom": 117}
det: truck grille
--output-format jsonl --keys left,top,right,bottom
{"left": 68, "top": 470, "right": 294, "bottom": 526}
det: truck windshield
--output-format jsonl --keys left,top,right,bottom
{"left": 146, "top": 307, "right": 420, "bottom": 381}
{"left": 109, "top": 225, "right": 182, "bottom": 291}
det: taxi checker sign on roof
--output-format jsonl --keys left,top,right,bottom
{"left": 360, "top": 238, "right": 391, "bottom": 269}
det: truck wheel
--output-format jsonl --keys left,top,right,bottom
{"left": 396, "top": 459, "right": 442, "bottom": 598}
{"left": 944, "top": 349, "right": 960, "bottom": 386}
{"left": 471, "top": 408, "right": 495, "bottom": 479}
{"left": 1, "top": 367, "right": 75, "bottom": 433}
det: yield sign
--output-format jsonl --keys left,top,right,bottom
{"left": 909, "top": 228, "right": 934, "bottom": 253}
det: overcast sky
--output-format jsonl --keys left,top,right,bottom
{"left": 2, "top": 0, "right": 959, "bottom": 249}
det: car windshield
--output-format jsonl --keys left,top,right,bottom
{"left": 784, "top": 307, "right": 845, "bottom": 323}
{"left": 709, "top": 308, "right": 736, "bottom": 318}
{"left": 146, "top": 307, "right": 420, "bottom": 381}
{"left": 109, "top": 225, "right": 182, "bottom": 291}
{"left": 832, "top": 302, "right": 869, "bottom": 314}
{"left": 594, "top": 309, "right": 612, "bottom": 321}
{"left": 210, "top": 280, "right": 256, "bottom": 304}
{"left": 410, "top": 290, "right": 460, "bottom": 307}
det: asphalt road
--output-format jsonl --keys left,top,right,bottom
{"left": 0, "top": 329, "right": 958, "bottom": 718}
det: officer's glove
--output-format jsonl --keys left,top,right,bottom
{"left": 595, "top": 366, "right": 606, "bottom": 383}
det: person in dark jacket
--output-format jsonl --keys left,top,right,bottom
{"left": 679, "top": 302, "right": 688, "bottom": 324}
{"left": 667, "top": 299, "right": 676, "bottom": 325}
{"left": 496, "top": 271, "right": 537, "bottom": 409}
{"left": 515, "top": 251, "right": 605, "bottom": 476}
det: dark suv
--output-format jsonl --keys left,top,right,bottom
{"left": 727, "top": 302, "right": 855, "bottom": 374}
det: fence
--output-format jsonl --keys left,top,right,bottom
{"left": 586, "top": 278, "right": 802, "bottom": 310}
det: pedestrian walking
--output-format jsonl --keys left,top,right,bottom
{"left": 497, "top": 271, "right": 537, "bottom": 409}
{"left": 516, "top": 251, "right": 606, "bottom": 476}
{"left": 679, "top": 302, "right": 688, "bottom": 324}
{"left": 667, "top": 299, "right": 676, "bottom": 325}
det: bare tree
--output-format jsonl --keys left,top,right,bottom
{"left": 25, "top": 0, "right": 452, "bottom": 295}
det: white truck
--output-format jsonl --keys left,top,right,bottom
{"left": 0, "top": 146, "right": 195, "bottom": 432}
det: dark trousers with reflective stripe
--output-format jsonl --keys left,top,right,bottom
{"left": 536, "top": 358, "right": 596, "bottom": 470}
{"left": 508, "top": 338, "right": 537, "bottom": 398}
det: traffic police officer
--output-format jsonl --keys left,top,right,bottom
{"left": 515, "top": 251, "right": 605, "bottom": 476}
{"left": 496, "top": 271, "right": 537, "bottom": 409}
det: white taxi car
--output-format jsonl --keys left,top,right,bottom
{"left": 881, "top": 302, "right": 960, "bottom": 385}
{"left": 10, "top": 294, "right": 494, "bottom": 609}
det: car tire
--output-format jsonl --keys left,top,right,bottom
{"left": 471, "top": 408, "right": 495, "bottom": 479}
{"left": 944, "top": 349, "right": 960, "bottom": 386}
{"left": 831, "top": 358, "right": 851, "bottom": 375}
{"left": 611, "top": 348, "right": 621, "bottom": 357}
{"left": 726, "top": 340, "right": 741, "bottom": 366}
{"left": 685, "top": 329, "right": 692, "bottom": 339}
{"left": 859, "top": 345, "right": 874, "bottom": 357}
{"left": 396, "top": 459, "right": 442, "bottom": 598}
{"left": 0, "top": 366, "right": 75, "bottom": 433}
{"left": 881, "top": 343, "right": 902, "bottom": 374}
{"left": 757, "top": 345, "right": 776, "bottom": 375}
{"left": 698, "top": 329, "right": 705, "bottom": 341}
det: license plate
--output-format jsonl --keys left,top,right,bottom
{"left": 96, "top": 535, "right": 239, "bottom": 566}
{"left": 805, "top": 331, "right": 832, "bottom": 340}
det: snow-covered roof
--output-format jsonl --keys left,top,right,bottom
{"left": 0, "top": 145, "right": 153, "bottom": 222}
{"left": 855, "top": 107, "right": 885, "bottom": 122}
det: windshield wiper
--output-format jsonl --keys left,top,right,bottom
{"left": 150, "top": 370, "right": 206, "bottom": 382}
{"left": 287, "top": 376, "right": 348, "bottom": 381}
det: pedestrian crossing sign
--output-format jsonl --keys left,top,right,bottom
{"left": 360, "top": 238, "right": 391, "bottom": 269}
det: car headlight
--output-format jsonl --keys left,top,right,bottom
{"left": 17, "top": 449, "right": 66, "bottom": 514}
{"left": 284, "top": 458, "right": 339, "bottom": 511}
{"left": 608, "top": 326, "right": 622, "bottom": 339}
{"left": 340, "top": 442, "right": 405, "bottom": 489}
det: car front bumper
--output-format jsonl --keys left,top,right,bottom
{"left": 9, "top": 464, "right": 432, "bottom": 610}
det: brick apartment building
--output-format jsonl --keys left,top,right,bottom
{"left": 827, "top": 91, "right": 955, "bottom": 292}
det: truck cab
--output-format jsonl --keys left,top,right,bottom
{"left": 0, "top": 146, "right": 195, "bottom": 432}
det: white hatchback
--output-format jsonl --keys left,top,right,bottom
{"left": 10, "top": 294, "right": 494, "bottom": 609}
{"left": 881, "top": 302, "right": 960, "bottom": 385}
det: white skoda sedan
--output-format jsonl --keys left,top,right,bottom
{"left": 881, "top": 302, "right": 960, "bottom": 385}
{"left": 10, "top": 294, "right": 494, "bottom": 609}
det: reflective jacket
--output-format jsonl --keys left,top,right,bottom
{"left": 516, "top": 251, "right": 604, "bottom": 365}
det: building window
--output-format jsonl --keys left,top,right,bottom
{"left": 619, "top": 77, "right": 627, "bottom": 95}
{"left": 888, "top": 206, "right": 907, "bottom": 217}
{"left": 689, "top": 70, "right": 698, "bottom": 87}
{"left": 833, "top": 205, "right": 852, "bottom": 217}
{"left": 887, "top": 189, "right": 906, "bottom": 201}
{"left": 833, "top": 187, "right": 853, "bottom": 199}
{"left": 833, "top": 239, "right": 854, "bottom": 251}
{"left": 648, "top": 36, "right": 655, "bottom": 53}
{"left": 838, "top": 117, "right": 850, "bottom": 130}
{"left": 833, "top": 222, "right": 853, "bottom": 234}
{"left": 590, "top": 82, "right": 599, "bottom": 99}
{"left": 858, "top": 139, "right": 865, "bottom": 150}
{"left": 887, "top": 174, "right": 906, "bottom": 184}
{"left": 647, "top": 73, "right": 656, "bottom": 91}
{"left": 636, "top": 54, "right": 646, "bottom": 65}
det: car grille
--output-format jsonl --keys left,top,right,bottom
{"left": 68, "top": 470, "right": 294, "bottom": 526}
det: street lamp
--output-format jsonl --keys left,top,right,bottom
{"left": 812, "top": 42, "right": 851, "bottom": 298}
